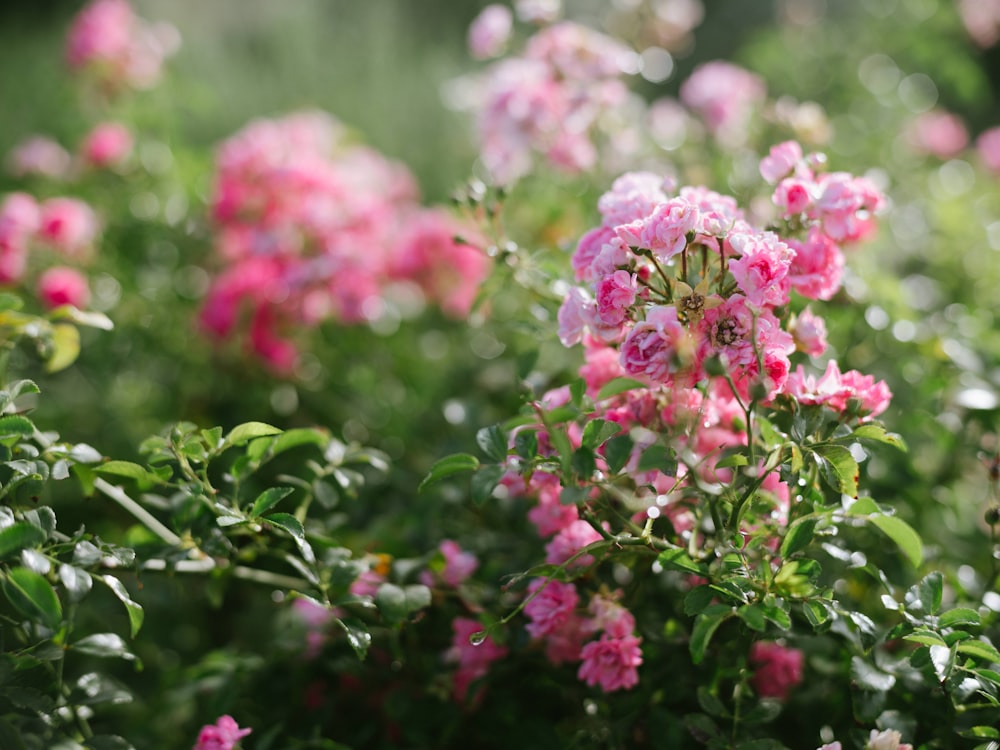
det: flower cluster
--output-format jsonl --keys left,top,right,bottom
{"left": 65, "top": 0, "right": 179, "bottom": 94}
{"left": 0, "top": 192, "right": 99, "bottom": 309}
{"left": 468, "top": 16, "right": 636, "bottom": 184}
{"left": 200, "top": 110, "right": 489, "bottom": 372}
{"left": 7, "top": 122, "right": 134, "bottom": 181}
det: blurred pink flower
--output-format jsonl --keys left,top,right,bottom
{"left": 468, "top": 4, "right": 513, "bottom": 60}
{"left": 445, "top": 617, "right": 507, "bottom": 702}
{"left": 680, "top": 61, "right": 765, "bottom": 147}
{"left": 80, "top": 122, "right": 133, "bottom": 168}
{"left": 192, "top": 715, "right": 251, "bottom": 750}
{"left": 420, "top": 539, "right": 479, "bottom": 588}
{"left": 905, "top": 110, "right": 968, "bottom": 159}
{"left": 6, "top": 136, "right": 72, "bottom": 179}
{"left": 37, "top": 267, "right": 90, "bottom": 310}
{"left": 748, "top": 641, "right": 803, "bottom": 701}
{"left": 0, "top": 193, "right": 41, "bottom": 283}
{"left": 524, "top": 578, "right": 579, "bottom": 638}
{"left": 977, "top": 126, "right": 1000, "bottom": 173}
{"left": 37, "top": 197, "right": 100, "bottom": 259}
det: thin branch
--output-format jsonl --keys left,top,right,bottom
{"left": 95, "top": 477, "right": 182, "bottom": 546}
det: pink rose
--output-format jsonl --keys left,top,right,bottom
{"left": 748, "top": 641, "right": 804, "bottom": 701}
{"left": 192, "top": 715, "right": 251, "bottom": 750}
{"left": 80, "top": 122, "right": 133, "bottom": 168}
{"left": 37, "top": 267, "right": 90, "bottom": 310}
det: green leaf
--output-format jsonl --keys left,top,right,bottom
{"left": 715, "top": 453, "right": 749, "bottom": 470}
{"left": 0, "top": 415, "right": 34, "bottom": 439}
{"left": 476, "top": 424, "right": 508, "bottom": 462}
{"left": 905, "top": 572, "right": 942, "bottom": 616}
{"left": 223, "top": 421, "right": 282, "bottom": 448}
{"left": 2, "top": 567, "right": 62, "bottom": 630}
{"left": 94, "top": 461, "right": 162, "bottom": 490}
{"left": 850, "top": 423, "right": 907, "bottom": 451}
{"left": 0, "top": 717, "right": 28, "bottom": 750}
{"left": 48, "top": 305, "right": 114, "bottom": 331}
{"left": 761, "top": 603, "right": 792, "bottom": 630}
{"left": 658, "top": 548, "right": 709, "bottom": 576}
{"left": 59, "top": 564, "right": 93, "bottom": 603}
{"left": 696, "top": 687, "right": 730, "bottom": 719}
{"left": 939, "top": 608, "right": 981, "bottom": 628}
{"left": 266, "top": 513, "right": 316, "bottom": 564}
{"left": 780, "top": 517, "right": 817, "bottom": 558}
{"left": 957, "top": 640, "right": 1000, "bottom": 664}
{"left": 571, "top": 446, "right": 596, "bottom": 479}
{"left": 419, "top": 453, "right": 480, "bottom": 491}
{"left": 637, "top": 444, "right": 677, "bottom": 475}
{"left": 45, "top": 323, "right": 80, "bottom": 373}
{"left": 335, "top": 616, "right": 371, "bottom": 660}
{"left": 803, "top": 600, "right": 832, "bottom": 630}
{"left": 847, "top": 496, "right": 880, "bottom": 516}
{"left": 72, "top": 672, "right": 132, "bottom": 706}
{"left": 812, "top": 443, "right": 859, "bottom": 496}
{"left": 868, "top": 515, "right": 923, "bottom": 568}
{"left": 470, "top": 465, "right": 504, "bottom": 505}
{"left": 737, "top": 604, "right": 767, "bottom": 632}
{"left": 960, "top": 727, "right": 1000, "bottom": 740}
{"left": 513, "top": 430, "right": 538, "bottom": 460}
{"left": 100, "top": 576, "right": 143, "bottom": 638}
{"left": 595, "top": 377, "right": 646, "bottom": 401}
{"left": 903, "top": 629, "right": 948, "bottom": 648}
{"left": 249, "top": 487, "right": 295, "bottom": 518}
{"left": 851, "top": 655, "right": 896, "bottom": 691}
{"left": 0, "top": 522, "right": 46, "bottom": 560}
{"left": 73, "top": 633, "right": 138, "bottom": 663}
{"left": 581, "top": 419, "right": 622, "bottom": 450}
{"left": 375, "top": 583, "right": 430, "bottom": 626}
{"left": 684, "top": 586, "right": 716, "bottom": 616}
{"left": 603, "top": 433, "right": 634, "bottom": 474}
{"left": 690, "top": 605, "right": 732, "bottom": 664}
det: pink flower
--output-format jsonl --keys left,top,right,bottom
{"left": 0, "top": 193, "right": 41, "bottom": 283}
{"left": 468, "top": 4, "right": 513, "bottom": 60}
{"left": 37, "top": 198, "right": 100, "bottom": 259}
{"left": 818, "top": 743, "right": 843, "bottom": 750}
{"left": 748, "top": 641, "right": 804, "bottom": 701}
{"left": 524, "top": 578, "right": 579, "bottom": 638}
{"left": 680, "top": 61, "right": 766, "bottom": 147}
{"left": 759, "top": 140, "right": 803, "bottom": 184}
{"left": 37, "top": 267, "right": 90, "bottom": 310}
{"left": 192, "top": 715, "right": 252, "bottom": 750}
{"left": 577, "top": 633, "right": 642, "bottom": 692}
{"left": 773, "top": 177, "right": 813, "bottom": 216}
{"left": 66, "top": 0, "right": 179, "bottom": 91}
{"left": 811, "top": 172, "right": 884, "bottom": 243}
{"left": 544, "top": 518, "right": 603, "bottom": 567}
{"left": 958, "top": 0, "right": 1000, "bottom": 48}
{"left": 784, "top": 361, "right": 892, "bottom": 420}
{"left": 6, "top": 136, "right": 71, "bottom": 179}
{"left": 620, "top": 305, "right": 694, "bottom": 386}
{"left": 977, "top": 126, "right": 1000, "bottom": 173}
{"left": 80, "top": 122, "right": 133, "bottom": 168}
{"left": 557, "top": 287, "right": 592, "bottom": 347}
{"left": 571, "top": 225, "right": 615, "bottom": 282}
{"left": 728, "top": 231, "right": 793, "bottom": 308}
{"left": 586, "top": 592, "right": 636, "bottom": 638}
{"left": 445, "top": 617, "right": 508, "bottom": 703}
{"left": 615, "top": 197, "right": 698, "bottom": 260}
{"left": 526, "top": 476, "right": 579, "bottom": 536}
{"left": 420, "top": 539, "right": 478, "bottom": 588}
{"left": 789, "top": 306, "right": 828, "bottom": 357}
{"left": 595, "top": 270, "right": 636, "bottom": 326}
{"left": 597, "top": 172, "right": 672, "bottom": 227}
{"left": 787, "top": 228, "right": 844, "bottom": 301}
{"left": 906, "top": 110, "right": 968, "bottom": 159}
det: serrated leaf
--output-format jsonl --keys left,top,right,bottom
{"left": 737, "top": 604, "right": 766, "bottom": 632}
{"left": 100, "top": 576, "right": 143, "bottom": 638}
{"left": 869, "top": 514, "right": 923, "bottom": 567}
{"left": 690, "top": 605, "right": 732, "bottom": 664}
{"left": 715, "top": 453, "right": 749, "bottom": 470}
{"left": 73, "top": 633, "right": 137, "bottom": 662}
{"left": 581, "top": 419, "right": 622, "bottom": 449}
{"left": 595, "top": 377, "right": 646, "bottom": 401}
{"left": 419, "top": 453, "right": 480, "bottom": 491}
{"left": 476, "top": 424, "right": 508, "bottom": 462}
{"left": 780, "top": 517, "right": 817, "bottom": 558}
{"left": 224, "top": 421, "right": 282, "bottom": 447}
{"left": 637, "top": 444, "right": 677, "bottom": 475}
{"left": 335, "top": 616, "right": 371, "bottom": 660}
{"left": 60, "top": 564, "right": 93, "bottom": 603}
{"left": 762, "top": 602, "right": 792, "bottom": 630}
{"left": 250, "top": 487, "right": 295, "bottom": 518}
{"left": 940, "top": 608, "right": 981, "bottom": 628}
{"left": 850, "top": 423, "right": 907, "bottom": 451}
{"left": 957, "top": 640, "right": 1000, "bottom": 664}
{"left": 513, "top": 429, "right": 538, "bottom": 460}
{"left": 0, "top": 522, "right": 46, "bottom": 560}
{"left": 0, "top": 415, "right": 34, "bottom": 439}
{"left": 905, "top": 572, "right": 942, "bottom": 616}
{"left": 471, "top": 465, "right": 504, "bottom": 505}
{"left": 851, "top": 655, "right": 896, "bottom": 691}
{"left": 684, "top": 586, "right": 716, "bottom": 616}
{"left": 72, "top": 672, "right": 132, "bottom": 706}
{"left": 929, "top": 643, "right": 956, "bottom": 682}
{"left": 803, "top": 600, "right": 832, "bottom": 630}
{"left": 267, "top": 513, "right": 315, "bottom": 565}
{"left": 571, "top": 446, "right": 596, "bottom": 479}
{"left": 2, "top": 566, "right": 62, "bottom": 630}
{"left": 94, "top": 461, "right": 162, "bottom": 490}
{"left": 658, "top": 548, "right": 709, "bottom": 576}
{"left": 812, "top": 443, "right": 859, "bottom": 496}
{"left": 903, "top": 629, "right": 947, "bottom": 648}
{"left": 603, "top": 433, "right": 634, "bottom": 474}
